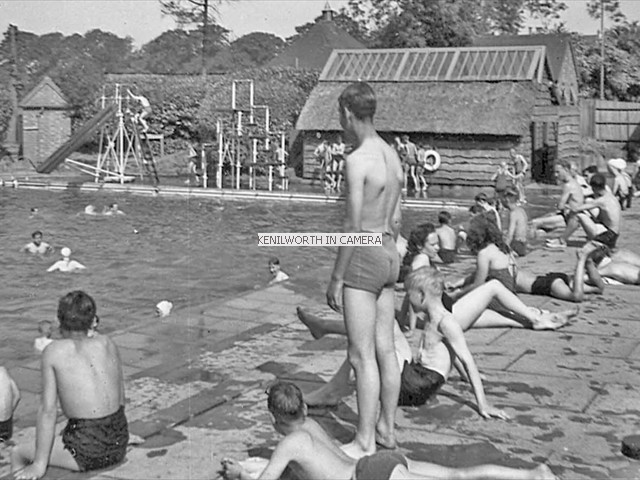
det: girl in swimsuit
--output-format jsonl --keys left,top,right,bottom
{"left": 398, "top": 223, "right": 441, "bottom": 336}
{"left": 446, "top": 214, "right": 517, "bottom": 302}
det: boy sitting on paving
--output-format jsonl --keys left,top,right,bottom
{"left": 221, "top": 381, "right": 556, "bottom": 480}
{"left": 571, "top": 173, "right": 622, "bottom": 255}
{"left": 12, "top": 291, "right": 128, "bottom": 479}
{"left": 435, "top": 211, "right": 458, "bottom": 264}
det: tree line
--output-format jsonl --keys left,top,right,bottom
{"left": 1, "top": 0, "right": 639, "bottom": 142}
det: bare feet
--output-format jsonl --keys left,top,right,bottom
{"left": 531, "top": 464, "right": 557, "bottom": 480}
{"left": 531, "top": 307, "right": 578, "bottom": 330}
{"left": 341, "top": 440, "right": 375, "bottom": 459}
{"left": 375, "top": 430, "right": 397, "bottom": 450}
{"left": 305, "top": 380, "right": 353, "bottom": 408}
{"left": 297, "top": 307, "right": 346, "bottom": 339}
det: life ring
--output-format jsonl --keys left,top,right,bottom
{"left": 423, "top": 150, "right": 441, "bottom": 172}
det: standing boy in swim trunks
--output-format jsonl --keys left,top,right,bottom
{"left": 503, "top": 188, "right": 528, "bottom": 257}
{"left": 12, "top": 291, "right": 128, "bottom": 479}
{"left": 326, "top": 82, "right": 404, "bottom": 458}
{"left": 571, "top": 173, "right": 621, "bottom": 254}
{"left": 545, "top": 161, "right": 585, "bottom": 249}
{"left": 221, "top": 381, "right": 557, "bottom": 480}
{"left": 0, "top": 366, "right": 20, "bottom": 444}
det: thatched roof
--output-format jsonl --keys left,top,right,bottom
{"left": 296, "top": 81, "right": 538, "bottom": 136}
{"left": 268, "top": 21, "right": 365, "bottom": 70}
{"left": 473, "top": 34, "right": 574, "bottom": 83}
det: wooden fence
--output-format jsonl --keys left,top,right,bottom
{"left": 580, "top": 99, "right": 640, "bottom": 152}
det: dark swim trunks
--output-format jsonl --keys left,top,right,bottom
{"left": 344, "top": 234, "right": 400, "bottom": 296}
{"left": 62, "top": 406, "right": 129, "bottom": 472}
{"left": 593, "top": 228, "right": 618, "bottom": 250}
{"left": 355, "top": 451, "right": 408, "bottom": 480}
{"left": 438, "top": 248, "right": 457, "bottom": 264}
{"left": 399, "top": 361, "right": 445, "bottom": 407}
{"left": 510, "top": 240, "right": 527, "bottom": 257}
{"left": 0, "top": 416, "right": 12, "bottom": 442}
{"left": 531, "top": 272, "right": 570, "bottom": 296}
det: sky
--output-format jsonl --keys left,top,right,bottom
{"left": 1, "top": 0, "right": 640, "bottom": 48}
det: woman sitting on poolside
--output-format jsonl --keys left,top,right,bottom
{"left": 446, "top": 214, "right": 517, "bottom": 306}
{"left": 449, "top": 213, "right": 604, "bottom": 304}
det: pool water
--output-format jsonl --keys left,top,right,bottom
{"left": 0, "top": 188, "right": 448, "bottom": 364}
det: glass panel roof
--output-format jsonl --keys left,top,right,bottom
{"left": 320, "top": 46, "right": 545, "bottom": 82}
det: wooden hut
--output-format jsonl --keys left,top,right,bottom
{"left": 296, "top": 44, "right": 581, "bottom": 187}
{"left": 19, "top": 76, "right": 71, "bottom": 164}
{"left": 268, "top": 3, "right": 365, "bottom": 70}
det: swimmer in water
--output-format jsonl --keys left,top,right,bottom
{"left": 102, "top": 203, "right": 125, "bottom": 216}
{"left": 83, "top": 205, "right": 98, "bottom": 215}
{"left": 47, "top": 247, "right": 86, "bottom": 273}
{"left": 21, "top": 231, "right": 53, "bottom": 255}
{"left": 34, "top": 320, "right": 54, "bottom": 353}
{"left": 268, "top": 257, "right": 289, "bottom": 285}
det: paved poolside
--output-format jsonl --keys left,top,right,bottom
{"left": 2, "top": 210, "right": 640, "bottom": 479}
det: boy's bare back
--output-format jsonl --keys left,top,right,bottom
{"left": 346, "top": 137, "right": 403, "bottom": 233}
{"left": 45, "top": 334, "right": 124, "bottom": 419}
{"left": 280, "top": 418, "right": 355, "bottom": 480}
{"left": 436, "top": 224, "right": 457, "bottom": 250}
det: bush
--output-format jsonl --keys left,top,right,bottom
{"left": 197, "top": 66, "right": 319, "bottom": 141}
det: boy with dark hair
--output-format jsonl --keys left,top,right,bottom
{"left": 221, "top": 381, "right": 556, "bottom": 480}
{"left": 572, "top": 172, "right": 622, "bottom": 253}
{"left": 21, "top": 231, "right": 52, "bottom": 255}
{"left": 327, "top": 81, "right": 404, "bottom": 458}
{"left": 0, "top": 366, "right": 20, "bottom": 443}
{"left": 268, "top": 257, "right": 289, "bottom": 285}
{"left": 12, "top": 291, "right": 128, "bottom": 480}
{"left": 435, "top": 211, "right": 457, "bottom": 264}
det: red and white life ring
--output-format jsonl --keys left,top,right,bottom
{"left": 423, "top": 150, "right": 441, "bottom": 172}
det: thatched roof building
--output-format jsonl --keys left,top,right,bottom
{"left": 296, "top": 45, "right": 581, "bottom": 187}
{"left": 268, "top": 3, "right": 365, "bottom": 70}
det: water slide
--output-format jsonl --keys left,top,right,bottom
{"left": 36, "top": 104, "right": 117, "bottom": 174}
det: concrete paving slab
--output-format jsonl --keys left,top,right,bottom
{"left": 509, "top": 352, "right": 640, "bottom": 383}
{"left": 584, "top": 382, "right": 640, "bottom": 418}
{"left": 475, "top": 371, "right": 598, "bottom": 412}
{"left": 560, "top": 315, "right": 640, "bottom": 338}
{"left": 492, "top": 329, "right": 638, "bottom": 359}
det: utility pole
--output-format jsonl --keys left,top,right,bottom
{"left": 6, "top": 24, "right": 19, "bottom": 149}
{"left": 202, "top": 0, "right": 208, "bottom": 78}
{"left": 600, "top": 0, "right": 605, "bottom": 100}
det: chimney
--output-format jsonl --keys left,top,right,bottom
{"left": 322, "top": 2, "right": 334, "bottom": 21}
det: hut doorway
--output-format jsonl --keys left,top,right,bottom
{"left": 531, "top": 121, "right": 558, "bottom": 184}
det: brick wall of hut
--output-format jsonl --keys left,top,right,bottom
{"left": 21, "top": 109, "right": 71, "bottom": 163}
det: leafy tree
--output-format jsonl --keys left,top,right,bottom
{"left": 230, "top": 32, "right": 285, "bottom": 67}
{"left": 159, "top": 0, "right": 231, "bottom": 75}
{"left": 83, "top": 29, "right": 134, "bottom": 73}
{"left": 341, "top": 0, "right": 567, "bottom": 48}
{"left": 288, "top": 11, "right": 370, "bottom": 45}
{"left": 573, "top": 22, "right": 640, "bottom": 100}
{"left": 586, "top": 0, "right": 626, "bottom": 23}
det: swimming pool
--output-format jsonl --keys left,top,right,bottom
{"left": 0, "top": 188, "right": 442, "bottom": 365}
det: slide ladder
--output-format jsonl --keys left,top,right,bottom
{"left": 131, "top": 122, "right": 160, "bottom": 185}
{"left": 36, "top": 104, "right": 117, "bottom": 174}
